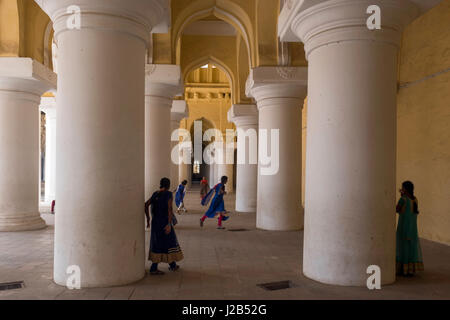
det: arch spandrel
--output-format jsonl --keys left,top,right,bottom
{"left": 171, "top": 0, "right": 256, "bottom": 68}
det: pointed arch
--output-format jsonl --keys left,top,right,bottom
{"left": 182, "top": 55, "right": 237, "bottom": 103}
{"left": 172, "top": 0, "right": 255, "bottom": 68}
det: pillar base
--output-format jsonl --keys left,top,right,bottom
{"left": 0, "top": 213, "right": 46, "bottom": 232}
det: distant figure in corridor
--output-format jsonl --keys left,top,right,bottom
{"left": 145, "top": 177, "right": 183, "bottom": 275}
{"left": 200, "top": 176, "right": 210, "bottom": 199}
{"left": 175, "top": 180, "right": 188, "bottom": 214}
{"left": 200, "top": 176, "right": 229, "bottom": 230}
{"left": 396, "top": 180, "right": 424, "bottom": 277}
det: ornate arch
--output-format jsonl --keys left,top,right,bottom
{"left": 172, "top": 0, "right": 255, "bottom": 68}
{"left": 182, "top": 55, "right": 237, "bottom": 103}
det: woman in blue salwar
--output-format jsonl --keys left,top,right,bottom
{"left": 175, "top": 180, "right": 188, "bottom": 214}
{"left": 145, "top": 177, "right": 184, "bottom": 275}
{"left": 200, "top": 176, "right": 229, "bottom": 229}
{"left": 396, "top": 180, "right": 424, "bottom": 277}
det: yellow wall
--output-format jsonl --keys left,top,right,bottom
{"left": 0, "top": 0, "right": 20, "bottom": 56}
{"left": 182, "top": 98, "right": 234, "bottom": 135}
{"left": 182, "top": 66, "right": 234, "bottom": 134}
{"left": 180, "top": 34, "right": 242, "bottom": 103}
{"left": 397, "top": 0, "right": 450, "bottom": 245}
{"left": 0, "top": 0, "right": 50, "bottom": 63}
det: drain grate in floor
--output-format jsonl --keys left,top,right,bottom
{"left": 228, "top": 228, "right": 250, "bottom": 232}
{"left": 0, "top": 281, "right": 25, "bottom": 291}
{"left": 257, "top": 280, "right": 293, "bottom": 291}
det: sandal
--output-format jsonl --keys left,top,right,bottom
{"left": 150, "top": 270, "right": 165, "bottom": 275}
{"left": 169, "top": 265, "right": 180, "bottom": 272}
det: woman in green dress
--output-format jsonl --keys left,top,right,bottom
{"left": 396, "top": 181, "right": 424, "bottom": 277}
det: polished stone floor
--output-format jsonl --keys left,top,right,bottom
{"left": 0, "top": 189, "right": 449, "bottom": 300}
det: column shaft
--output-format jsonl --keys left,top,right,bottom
{"left": 228, "top": 104, "right": 258, "bottom": 212}
{"left": 41, "top": 97, "right": 57, "bottom": 202}
{"left": 281, "top": 0, "right": 421, "bottom": 285}
{"left": 246, "top": 67, "right": 307, "bottom": 231}
{"left": 145, "top": 96, "right": 171, "bottom": 197}
{"left": 0, "top": 58, "right": 55, "bottom": 231}
{"left": 257, "top": 99, "right": 303, "bottom": 230}
{"left": 145, "top": 65, "right": 182, "bottom": 197}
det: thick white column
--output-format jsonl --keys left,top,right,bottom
{"left": 246, "top": 67, "right": 307, "bottom": 231}
{"left": 145, "top": 64, "right": 182, "bottom": 198}
{"left": 36, "top": 0, "right": 169, "bottom": 288}
{"left": 213, "top": 141, "right": 234, "bottom": 193}
{"left": 279, "top": 0, "right": 423, "bottom": 286}
{"left": 170, "top": 100, "right": 189, "bottom": 187}
{"left": 0, "top": 58, "right": 56, "bottom": 231}
{"left": 179, "top": 148, "right": 191, "bottom": 187}
{"left": 217, "top": 163, "right": 234, "bottom": 193}
{"left": 228, "top": 104, "right": 258, "bottom": 212}
{"left": 209, "top": 162, "right": 216, "bottom": 186}
{"left": 40, "top": 96, "right": 57, "bottom": 202}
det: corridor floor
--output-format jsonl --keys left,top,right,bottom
{"left": 0, "top": 189, "right": 449, "bottom": 300}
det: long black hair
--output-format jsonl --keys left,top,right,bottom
{"left": 402, "top": 181, "right": 419, "bottom": 213}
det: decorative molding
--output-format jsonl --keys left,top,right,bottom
{"left": 35, "top": 0, "right": 170, "bottom": 45}
{"left": 0, "top": 58, "right": 57, "bottom": 98}
{"left": 228, "top": 104, "right": 258, "bottom": 127}
{"left": 171, "top": 100, "right": 189, "bottom": 122}
{"left": 245, "top": 67, "right": 308, "bottom": 108}
{"left": 145, "top": 64, "right": 157, "bottom": 77}
{"left": 145, "top": 64, "right": 184, "bottom": 98}
{"left": 276, "top": 67, "right": 298, "bottom": 80}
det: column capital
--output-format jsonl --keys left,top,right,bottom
{"left": 0, "top": 58, "right": 57, "bottom": 102}
{"left": 279, "top": 0, "right": 429, "bottom": 59}
{"left": 145, "top": 64, "right": 184, "bottom": 98}
{"left": 35, "top": 0, "right": 170, "bottom": 46}
{"left": 228, "top": 104, "right": 258, "bottom": 127}
{"left": 40, "top": 96, "right": 57, "bottom": 121}
{"left": 245, "top": 66, "right": 308, "bottom": 106}
{"left": 171, "top": 100, "right": 189, "bottom": 122}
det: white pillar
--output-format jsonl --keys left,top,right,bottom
{"left": 213, "top": 141, "right": 234, "bottom": 193}
{"left": 208, "top": 162, "right": 215, "bottom": 186}
{"left": 36, "top": 0, "right": 170, "bottom": 288}
{"left": 170, "top": 100, "right": 189, "bottom": 187}
{"left": 0, "top": 58, "right": 56, "bottom": 231}
{"left": 246, "top": 67, "right": 307, "bottom": 231}
{"left": 217, "top": 163, "right": 234, "bottom": 193}
{"left": 40, "top": 96, "right": 57, "bottom": 202}
{"left": 228, "top": 104, "right": 258, "bottom": 212}
{"left": 145, "top": 64, "right": 182, "bottom": 198}
{"left": 279, "top": 0, "right": 422, "bottom": 286}
{"left": 179, "top": 148, "right": 191, "bottom": 187}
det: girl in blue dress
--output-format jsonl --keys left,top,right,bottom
{"left": 145, "top": 177, "right": 183, "bottom": 275}
{"left": 175, "top": 180, "right": 188, "bottom": 214}
{"left": 200, "top": 176, "right": 229, "bottom": 229}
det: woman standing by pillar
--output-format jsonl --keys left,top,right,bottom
{"left": 145, "top": 178, "right": 184, "bottom": 275}
{"left": 396, "top": 181, "right": 424, "bottom": 277}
